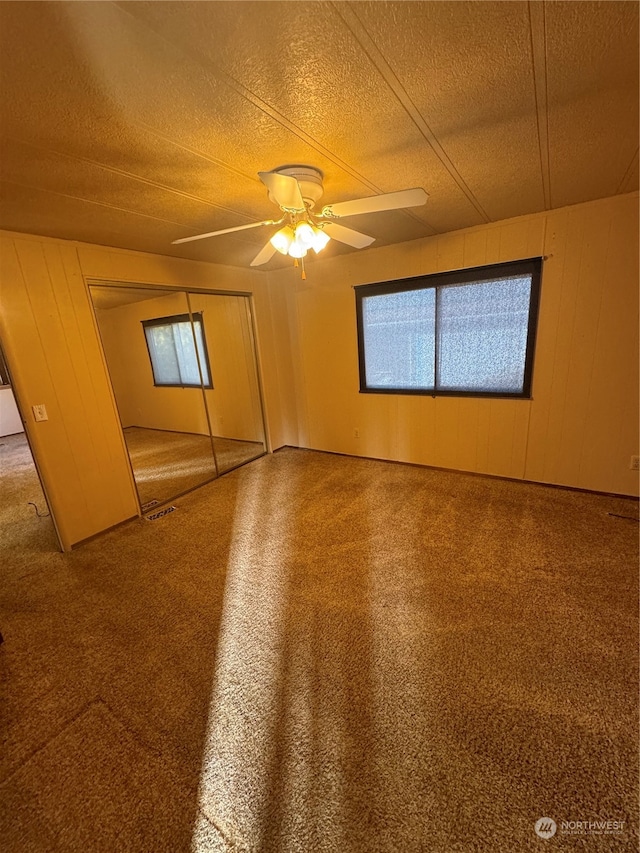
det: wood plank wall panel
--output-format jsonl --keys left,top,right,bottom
{"left": 283, "top": 193, "right": 638, "bottom": 496}
{"left": 41, "top": 242, "right": 139, "bottom": 534}
{"left": 0, "top": 237, "right": 81, "bottom": 547}
{"left": 0, "top": 231, "right": 287, "bottom": 546}
{"left": 259, "top": 278, "right": 299, "bottom": 449}
{"left": 526, "top": 195, "right": 639, "bottom": 494}
{"left": 297, "top": 280, "right": 359, "bottom": 451}
{"left": 0, "top": 236, "right": 139, "bottom": 548}
{"left": 602, "top": 204, "right": 639, "bottom": 492}
{"left": 534, "top": 208, "right": 595, "bottom": 486}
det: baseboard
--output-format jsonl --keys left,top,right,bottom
{"left": 278, "top": 445, "right": 639, "bottom": 501}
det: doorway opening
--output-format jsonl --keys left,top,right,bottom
{"left": 0, "top": 344, "right": 62, "bottom": 554}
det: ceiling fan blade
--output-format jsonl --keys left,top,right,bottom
{"left": 172, "top": 220, "right": 275, "bottom": 245}
{"left": 250, "top": 239, "right": 278, "bottom": 267}
{"left": 322, "top": 222, "right": 375, "bottom": 249}
{"left": 258, "top": 171, "right": 305, "bottom": 211}
{"left": 322, "top": 187, "right": 428, "bottom": 219}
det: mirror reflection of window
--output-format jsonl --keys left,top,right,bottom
{"left": 142, "top": 313, "right": 212, "bottom": 388}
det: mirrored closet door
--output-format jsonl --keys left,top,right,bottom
{"left": 191, "top": 293, "right": 266, "bottom": 474}
{"left": 89, "top": 284, "right": 266, "bottom": 510}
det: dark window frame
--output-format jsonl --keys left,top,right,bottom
{"left": 355, "top": 257, "right": 542, "bottom": 399}
{"left": 142, "top": 312, "right": 214, "bottom": 389}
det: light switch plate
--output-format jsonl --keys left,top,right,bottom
{"left": 32, "top": 404, "right": 48, "bottom": 422}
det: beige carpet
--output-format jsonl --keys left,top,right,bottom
{"left": 123, "top": 426, "right": 265, "bottom": 506}
{"left": 0, "top": 432, "right": 60, "bottom": 555}
{"left": 0, "top": 448, "right": 637, "bottom": 851}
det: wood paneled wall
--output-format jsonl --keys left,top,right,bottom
{"left": 0, "top": 234, "right": 280, "bottom": 548}
{"left": 0, "top": 237, "right": 138, "bottom": 548}
{"left": 273, "top": 193, "right": 639, "bottom": 496}
{"left": 0, "top": 192, "right": 636, "bottom": 549}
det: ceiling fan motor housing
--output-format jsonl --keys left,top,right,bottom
{"left": 272, "top": 165, "right": 324, "bottom": 208}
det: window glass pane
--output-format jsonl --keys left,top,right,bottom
{"left": 362, "top": 289, "right": 436, "bottom": 389}
{"left": 145, "top": 324, "right": 181, "bottom": 385}
{"left": 173, "top": 321, "right": 201, "bottom": 386}
{"left": 436, "top": 276, "right": 532, "bottom": 393}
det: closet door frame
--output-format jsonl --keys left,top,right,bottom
{"left": 87, "top": 279, "right": 269, "bottom": 512}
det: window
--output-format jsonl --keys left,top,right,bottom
{"left": 355, "top": 258, "right": 542, "bottom": 398}
{"left": 142, "top": 313, "right": 213, "bottom": 388}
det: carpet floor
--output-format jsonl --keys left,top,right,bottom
{"left": 0, "top": 448, "right": 637, "bottom": 851}
{"left": 0, "top": 432, "right": 60, "bottom": 555}
{"left": 123, "top": 427, "right": 265, "bottom": 506}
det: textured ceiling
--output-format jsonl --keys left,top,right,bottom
{"left": 0, "top": 1, "right": 637, "bottom": 271}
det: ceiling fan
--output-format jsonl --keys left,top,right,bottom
{"left": 172, "top": 165, "right": 428, "bottom": 275}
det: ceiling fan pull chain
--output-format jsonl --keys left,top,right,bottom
{"left": 301, "top": 257, "right": 307, "bottom": 280}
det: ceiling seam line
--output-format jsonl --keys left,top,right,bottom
{"left": 541, "top": 0, "right": 552, "bottom": 210}
{"left": 334, "top": 1, "right": 491, "bottom": 223}
{"left": 0, "top": 179, "right": 252, "bottom": 232}
{"left": 3, "top": 137, "right": 259, "bottom": 222}
{"left": 111, "top": 0, "right": 438, "bottom": 236}
{"left": 528, "top": 0, "right": 552, "bottom": 210}
{"left": 113, "top": 1, "right": 440, "bottom": 235}
{"left": 132, "top": 122, "right": 259, "bottom": 183}
{"left": 112, "top": 0, "right": 387, "bottom": 198}
{"left": 136, "top": 122, "right": 440, "bottom": 236}
{"left": 616, "top": 147, "right": 639, "bottom": 194}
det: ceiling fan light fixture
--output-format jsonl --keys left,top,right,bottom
{"left": 310, "top": 227, "right": 330, "bottom": 253}
{"left": 294, "top": 221, "right": 315, "bottom": 248}
{"left": 270, "top": 220, "right": 328, "bottom": 265}
{"left": 288, "top": 239, "right": 307, "bottom": 259}
{"left": 270, "top": 225, "right": 295, "bottom": 255}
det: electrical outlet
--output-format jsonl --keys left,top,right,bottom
{"left": 630, "top": 456, "right": 640, "bottom": 471}
{"left": 353, "top": 428, "right": 360, "bottom": 438}
{"left": 32, "top": 404, "right": 48, "bottom": 422}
